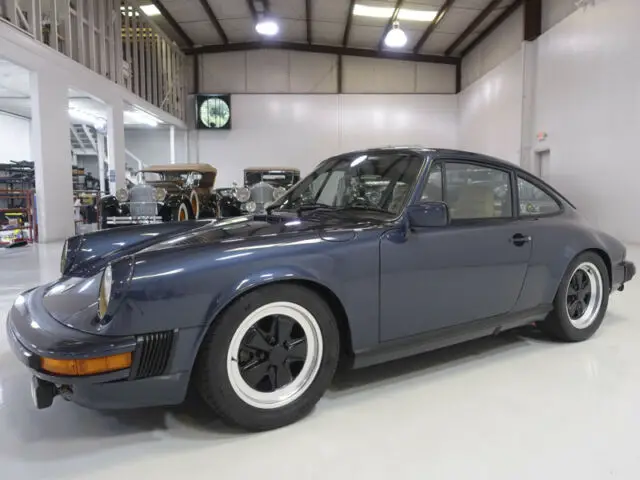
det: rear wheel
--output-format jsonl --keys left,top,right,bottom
{"left": 539, "top": 252, "right": 609, "bottom": 342}
{"left": 194, "top": 284, "right": 340, "bottom": 431}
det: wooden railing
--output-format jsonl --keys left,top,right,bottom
{"left": 0, "top": 0, "right": 186, "bottom": 121}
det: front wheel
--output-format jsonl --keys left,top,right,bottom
{"left": 171, "top": 200, "right": 191, "bottom": 221}
{"left": 539, "top": 252, "right": 610, "bottom": 342}
{"left": 194, "top": 284, "right": 340, "bottom": 431}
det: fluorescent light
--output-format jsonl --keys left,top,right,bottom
{"left": 68, "top": 107, "right": 106, "bottom": 129}
{"left": 384, "top": 22, "right": 407, "bottom": 48}
{"left": 353, "top": 4, "right": 437, "bottom": 22}
{"left": 125, "top": 109, "right": 159, "bottom": 127}
{"left": 140, "top": 4, "right": 161, "bottom": 16}
{"left": 256, "top": 18, "right": 279, "bottom": 36}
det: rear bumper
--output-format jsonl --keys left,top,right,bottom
{"left": 612, "top": 260, "right": 635, "bottom": 291}
{"left": 6, "top": 286, "right": 194, "bottom": 410}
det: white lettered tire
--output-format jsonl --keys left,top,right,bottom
{"left": 190, "top": 191, "right": 200, "bottom": 219}
{"left": 194, "top": 284, "right": 340, "bottom": 431}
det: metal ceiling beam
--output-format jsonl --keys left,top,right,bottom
{"left": 187, "top": 41, "right": 458, "bottom": 64}
{"left": 524, "top": 0, "right": 542, "bottom": 41}
{"left": 377, "top": 0, "right": 404, "bottom": 51}
{"left": 461, "top": 0, "right": 523, "bottom": 57}
{"left": 445, "top": 0, "right": 501, "bottom": 55}
{"left": 149, "top": 0, "right": 194, "bottom": 47}
{"left": 413, "top": 0, "right": 456, "bottom": 54}
{"left": 342, "top": 0, "right": 356, "bottom": 47}
{"left": 305, "top": 0, "right": 312, "bottom": 44}
{"left": 197, "top": 0, "right": 228, "bottom": 44}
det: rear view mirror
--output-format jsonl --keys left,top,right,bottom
{"left": 406, "top": 201, "right": 449, "bottom": 228}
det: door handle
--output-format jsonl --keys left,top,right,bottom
{"left": 511, "top": 233, "right": 531, "bottom": 247}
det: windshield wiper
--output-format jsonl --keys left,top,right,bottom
{"left": 297, "top": 203, "right": 336, "bottom": 212}
{"left": 337, "top": 205, "right": 391, "bottom": 214}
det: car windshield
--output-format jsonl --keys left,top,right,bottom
{"left": 139, "top": 171, "right": 190, "bottom": 183}
{"left": 245, "top": 171, "right": 299, "bottom": 188}
{"left": 268, "top": 151, "right": 424, "bottom": 215}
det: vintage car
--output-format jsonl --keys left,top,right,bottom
{"left": 6, "top": 148, "right": 636, "bottom": 432}
{"left": 217, "top": 166, "right": 300, "bottom": 217}
{"left": 100, "top": 164, "right": 219, "bottom": 227}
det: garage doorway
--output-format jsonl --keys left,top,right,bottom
{"left": 533, "top": 149, "right": 550, "bottom": 181}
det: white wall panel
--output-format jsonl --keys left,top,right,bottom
{"left": 542, "top": 0, "right": 580, "bottom": 32}
{"left": 197, "top": 94, "right": 458, "bottom": 187}
{"left": 0, "top": 113, "right": 30, "bottom": 163}
{"left": 533, "top": 0, "right": 640, "bottom": 242}
{"left": 461, "top": 5, "right": 524, "bottom": 90}
{"left": 198, "top": 51, "right": 455, "bottom": 94}
{"left": 458, "top": 48, "right": 524, "bottom": 164}
{"left": 124, "top": 128, "right": 186, "bottom": 168}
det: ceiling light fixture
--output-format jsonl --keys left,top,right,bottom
{"left": 140, "top": 4, "right": 161, "bottom": 16}
{"left": 384, "top": 21, "right": 407, "bottom": 48}
{"left": 353, "top": 4, "right": 437, "bottom": 22}
{"left": 68, "top": 107, "right": 106, "bottom": 130}
{"left": 125, "top": 109, "right": 159, "bottom": 127}
{"left": 255, "top": 16, "right": 279, "bottom": 36}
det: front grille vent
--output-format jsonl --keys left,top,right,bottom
{"left": 134, "top": 331, "right": 174, "bottom": 379}
{"left": 129, "top": 184, "right": 158, "bottom": 217}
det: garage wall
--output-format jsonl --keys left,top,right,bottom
{"left": 196, "top": 94, "right": 458, "bottom": 187}
{"left": 0, "top": 113, "right": 30, "bottom": 163}
{"left": 124, "top": 128, "right": 187, "bottom": 167}
{"left": 457, "top": 48, "right": 524, "bottom": 164}
{"left": 195, "top": 51, "right": 457, "bottom": 94}
{"left": 460, "top": 5, "right": 524, "bottom": 90}
{"left": 533, "top": 0, "right": 640, "bottom": 242}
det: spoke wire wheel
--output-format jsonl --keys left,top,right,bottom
{"left": 190, "top": 191, "right": 200, "bottom": 219}
{"left": 566, "top": 261, "right": 604, "bottom": 329}
{"left": 226, "top": 302, "right": 323, "bottom": 410}
{"left": 178, "top": 203, "right": 188, "bottom": 221}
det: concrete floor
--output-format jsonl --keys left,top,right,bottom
{"left": 1, "top": 242, "right": 639, "bottom": 480}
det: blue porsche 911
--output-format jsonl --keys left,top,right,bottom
{"left": 7, "top": 147, "right": 635, "bottom": 431}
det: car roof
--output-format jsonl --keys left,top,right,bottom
{"left": 140, "top": 163, "right": 217, "bottom": 174}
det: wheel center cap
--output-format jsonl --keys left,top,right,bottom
{"left": 269, "top": 346, "right": 287, "bottom": 364}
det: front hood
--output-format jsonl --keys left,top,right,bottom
{"left": 141, "top": 213, "right": 378, "bottom": 253}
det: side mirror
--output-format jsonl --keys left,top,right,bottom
{"left": 406, "top": 201, "right": 450, "bottom": 228}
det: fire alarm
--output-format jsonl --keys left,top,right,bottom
{"left": 537, "top": 132, "right": 548, "bottom": 142}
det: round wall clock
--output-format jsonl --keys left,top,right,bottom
{"left": 199, "top": 97, "right": 231, "bottom": 129}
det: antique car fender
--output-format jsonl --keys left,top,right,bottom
{"left": 189, "top": 191, "right": 200, "bottom": 219}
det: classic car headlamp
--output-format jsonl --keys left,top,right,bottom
{"left": 98, "top": 264, "right": 113, "bottom": 320}
{"left": 273, "top": 186, "right": 286, "bottom": 200}
{"left": 235, "top": 187, "right": 251, "bottom": 203}
{"left": 60, "top": 240, "right": 68, "bottom": 274}
{"left": 245, "top": 200, "right": 257, "bottom": 213}
{"left": 154, "top": 187, "right": 167, "bottom": 201}
{"left": 115, "top": 188, "right": 129, "bottom": 203}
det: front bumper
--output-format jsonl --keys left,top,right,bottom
{"left": 612, "top": 260, "right": 636, "bottom": 291}
{"left": 6, "top": 286, "right": 194, "bottom": 410}
{"left": 106, "top": 216, "right": 163, "bottom": 225}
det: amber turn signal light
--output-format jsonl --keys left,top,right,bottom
{"left": 40, "top": 352, "right": 133, "bottom": 376}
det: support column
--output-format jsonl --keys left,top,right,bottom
{"left": 30, "top": 71, "right": 74, "bottom": 243}
{"left": 170, "top": 125, "right": 176, "bottom": 164}
{"left": 106, "top": 100, "right": 126, "bottom": 194}
{"left": 519, "top": 41, "right": 538, "bottom": 171}
{"left": 97, "top": 132, "right": 107, "bottom": 195}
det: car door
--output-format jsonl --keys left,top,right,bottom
{"left": 379, "top": 158, "right": 533, "bottom": 342}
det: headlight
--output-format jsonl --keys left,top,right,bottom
{"left": 154, "top": 187, "right": 167, "bottom": 201}
{"left": 98, "top": 265, "right": 113, "bottom": 320}
{"left": 235, "top": 187, "right": 251, "bottom": 203}
{"left": 273, "top": 186, "right": 286, "bottom": 200}
{"left": 60, "top": 240, "right": 68, "bottom": 274}
{"left": 245, "top": 201, "right": 257, "bottom": 213}
{"left": 115, "top": 188, "right": 129, "bottom": 202}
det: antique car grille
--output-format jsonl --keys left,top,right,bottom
{"left": 129, "top": 184, "right": 158, "bottom": 218}
{"left": 133, "top": 331, "right": 174, "bottom": 379}
{"left": 250, "top": 181, "right": 275, "bottom": 213}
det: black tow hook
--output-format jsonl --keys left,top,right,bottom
{"left": 31, "top": 376, "right": 58, "bottom": 409}
{"left": 618, "top": 284, "right": 625, "bottom": 292}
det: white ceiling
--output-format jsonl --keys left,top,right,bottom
{"left": 153, "top": 0, "right": 515, "bottom": 56}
